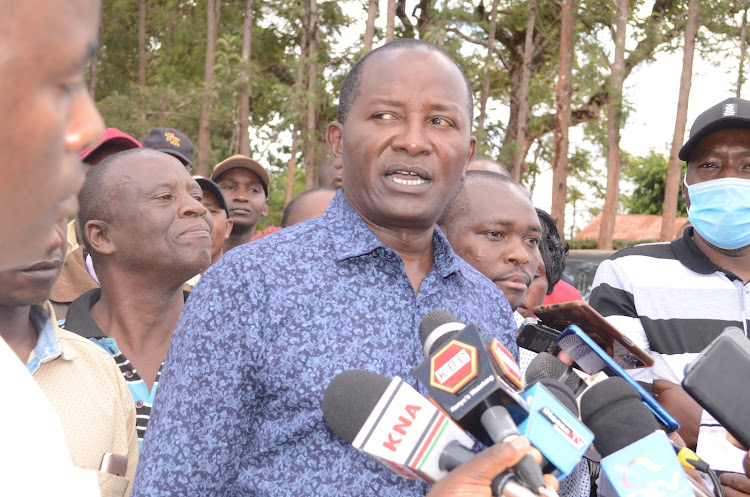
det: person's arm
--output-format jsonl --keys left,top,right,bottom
{"left": 426, "top": 438, "right": 558, "bottom": 497}
{"left": 131, "top": 257, "right": 266, "bottom": 496}
{"left": 652, "top": 380, "right": 702, "bottom": 449}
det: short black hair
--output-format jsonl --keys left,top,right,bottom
{"left": 337, "top": 39, "right": 474, "bottom": 124}
{"left": 536, "top": 208, "right": 568, "bottom": 294}
{"left": 438, "top": 170, "right": 518, "bottom": 239}
{"left": 281, "top": 187, "right": 337, "bottom": 228}
{"left": 77, "top": 150, "right": 131, "bottom": 255}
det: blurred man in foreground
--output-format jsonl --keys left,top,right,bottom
{"left": 0, "top": 0, "right": 106, "bottom": 494}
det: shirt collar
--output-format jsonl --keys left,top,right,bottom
{"left": 26, "top": 303, "right": 76, "bottom": 374}
{"left": 671, "top": 226, "right": 742, "bottom": 281}
{"left": 323, "top": 190, "right": 460, "bottom": 278}
{"left": 64, "top": 288, "right": 107, "bottom": 338}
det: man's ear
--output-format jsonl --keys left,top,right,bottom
{"left": 326, "top": 122, "right": 344, "bottom": 159}
{"left": 224, "top": 218, "right": 234, "bottom": 240}
{"left": 85, "top": 220, "right": 115, "bottom": 255}
{"left": 463, "top": 136, "right": 477, "bottom": 181}
{"left": 261, "top": 198, "right": 269, "bottom": 217}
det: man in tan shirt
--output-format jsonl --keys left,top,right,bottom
{"left": 0, "top": 221, "right": 138, "bottom": 496}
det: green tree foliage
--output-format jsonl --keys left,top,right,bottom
{"left": 622, "top": 151, "right": 688, "bottom": 216}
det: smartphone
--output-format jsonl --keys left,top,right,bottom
{"left": 516, "top": 317, "right": 561, "bottom": 355}
{"left": 100, "top": 452, "right": 128, "bottom": 477}
{"left": 534, "top": 300, "right": 653, "bottom": 369}
{"left": 682, "top": 327, "right": 750, "bottom": 449}
{"left": 557, "top": 324, "right": 679, "bottom": 433}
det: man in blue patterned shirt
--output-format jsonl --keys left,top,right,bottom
{"left": 133, "top": 39, "right": 519, "bottom": 496}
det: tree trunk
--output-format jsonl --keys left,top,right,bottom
{"left": 196, "top": 0, "right": 222, "bottom": 177}
{"left": 88, "top": 51, "right": 98, "bottom": 100}
{"left": 738, "top": 5, "right": 748, "bottom": 98}
{"left": 238, "top": 0, "right": 254, "bottom": 157}
{"left": 550, "top": 0, "right": 575, "bottom": 238}
{"left": 476, "top": 0, "right": 500, "bottom": 147}
{"left": 510, "top": 0, "right": 537, "bottom": 182}
{"left": 386, "top": 0, "right": 397, "bottom": 43}
{"left": 138, "top": 0, "right": 146, "bottom": 88}
{"left": 660, "top": 0, "right": 699, "bottom": 241}
{"left": 363, "top": 0, "right": 378, "bottom": 52}
{"left": 285, "top": 125, "right": 300, "bottom": 207}
{"left": 598, "top": 0, "right": 628, "bottom": 250}
{"left": 303, "top": 0, "right": 319, "bottom": 190}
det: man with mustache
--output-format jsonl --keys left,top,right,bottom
{"left": 62, "top": 148, "right": 213, "bottom": 444}
{"left": 439, "top": 170, "right": 542, "bottom": 314}
{"left": 133, "top": 39, "right": 520, "bottom": 496}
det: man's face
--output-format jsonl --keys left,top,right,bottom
{"left": 327, "top": 47, "right": 476, "bottom": 230}
{"left": 444, "top": 180, "right": 542, "bottom": 310}
{"left": 0, "top": 220, "right": 67, "bottom": 308}
{"left": 101, "top": 153, "right": 213, "bottom": 281}
{"left": 517, "top": 261, "right": 548, "bottom": 319}
{"left": 216, "top": 168, "right": 269, "bottom": 231}
{"left": 202, "top": 189, "right": 233, "bottom": 265}
{"left": 0, "top": 0, "right": 104, "bottom": 269}
{"left": 683, "top": 128, "right": 750, "bottom": 207}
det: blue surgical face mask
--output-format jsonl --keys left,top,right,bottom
{"left": 685, "top": 176, "right": 750, "bottom": 250}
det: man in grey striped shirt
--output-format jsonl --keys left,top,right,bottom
{"left": 590, "top": 97, "right": 750, "bottom": 496}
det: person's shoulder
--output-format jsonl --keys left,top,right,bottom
{"left": 56, "top": 327, "right": 113, "bottom": 363}
{"left": 607, "top": 241, "right": 675, "bottom": 262}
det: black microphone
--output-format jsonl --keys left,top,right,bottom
{"left": 413, "top": 310, "right": 550, "bottom": 494}
{"left": 322, "top": 369, "right": 544, "bottom": 497}
{"left": 525, "top": 352, "right": 588, "bottom": 398}
{"left": 579, "top": 377, "right": 707, "bottom": 496}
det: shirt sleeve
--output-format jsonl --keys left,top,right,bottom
{"left": 589, "top": 258, "right": 653, "bottom": 383}
{"left": 131, "top": 258, "right": 267, "bottom": 496}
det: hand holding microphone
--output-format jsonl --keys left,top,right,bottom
{"left": 426, "top": 437, "right": 559, "bottom": 497}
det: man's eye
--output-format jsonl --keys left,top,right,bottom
{"left": 485, "top": 231, "right": 503, "bottom": 239}
{"left": 158, "top": 194, "right": 173, "bottom": 201}
{"left": 698, "top": 162, "right": 719, "bottom": 169}
{"left": 430, "top": 117, "right": 453, "bottom": 127}
{"left": 527, "top": 237, "right": 540, "bottom": 246}
{"left": 373, "top": 112, "right": 396, "bottom": 120}
{"left": 222, "top": 185, "right": 235, "bottom": 190}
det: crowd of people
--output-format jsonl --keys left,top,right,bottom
{"left": 2, "top": 1, "right": 750, "bottom": 496}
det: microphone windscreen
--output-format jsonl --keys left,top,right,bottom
{"left": 525, "top": 352, "right": 586, "bottom": 395}
{"left": 579, "top": 377, "right": 660, "bottom": 457}
{"left": 418, "top": 310, "right": 461, "bottom": 345}
{"left": 322, "top": 370, "right": 390, "bottom": 444}
{"left": 536, "top": 378, "right": 578, "bottom": 416}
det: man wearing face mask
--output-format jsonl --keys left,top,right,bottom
{"left": 589, "top": 97, "right": 750, "bottom": 496}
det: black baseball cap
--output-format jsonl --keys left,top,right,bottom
{"left": 679, "top": 97, "right": 750, "bottom": 161}
{"left": 142, "top": 127, "right": 194, "bottom": 167}
{"left": 193, "top": 175, "right": 229, "bottom": 217}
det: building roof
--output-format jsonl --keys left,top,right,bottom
{"left": 574, "top": 213, "right": 689, "bottom": 241}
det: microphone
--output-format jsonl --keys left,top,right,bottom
{"left": 517, "top": 378, "right": 594, "bottom": 480}
{"left": 525, "top": 352, "right": 588, "bottom": 397}
{"left": 413, "top": 310, "right": 551, "bottom": 493}
{"left": 322, "top": 369, "right": 548, "bottom": 497}
{"left": 579, "top": 377, "right": 701, "bottom": 496}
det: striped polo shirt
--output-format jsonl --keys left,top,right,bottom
{"left": 60, "top": 288, "right": 179, "bottom": 444}
{"left": 589, "top": 227, "right": 750, "bottom": 384}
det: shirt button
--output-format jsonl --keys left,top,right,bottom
{"left": 135, "top": 400, "right": 144, "bottom": 409}
{"left": 124, "top": 371, "right": 134, "bottom": 379}
{"left": 371, "top": 250, "right": 379, "bottom": 258}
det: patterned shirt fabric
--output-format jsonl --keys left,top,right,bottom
{"left": 61, "top": 288, "right": 164, "bottom": 445}
{"left": 132, "top": 190, "right": 519, "bottom": 497}
{"left": 29, "top": 302, "right": 139, "bottom": 496}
